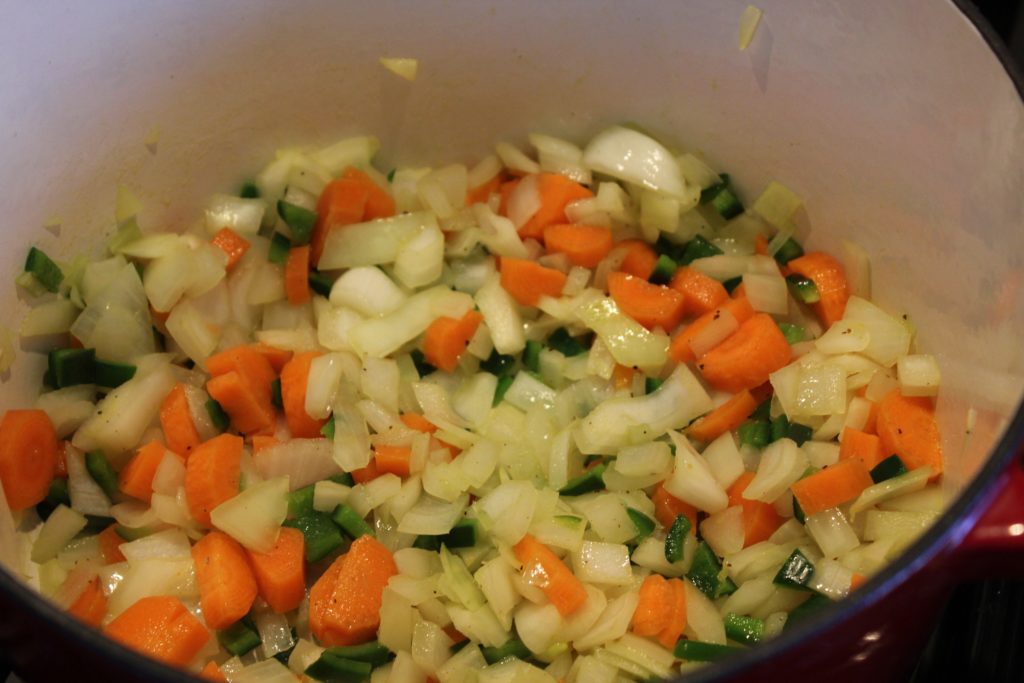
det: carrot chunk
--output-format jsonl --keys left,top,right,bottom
{"left": 542, "top": 223, "right": 614, "bottom": 268}
{"left": 250, "top": 343, "right": 294, "bottom": 374}
{"left": 422, "top": 311, "right": 483, "bottom": 373}
{"left": 652, "top": 482, "right": 698, "bottom": 530}
{"left": 210, "top": 228, "right": 251, "bottom": 271}
{"left": 311, "top": 179, "right": 368, "bottom": 267}
{"left": 68, "top": 577, "right": 107, "bottom": 627}
{"left": 206, "top": 346, "right": 277, "bottom": 435}
{"left": 687, "top": 390, "right": 758, "bottom": 443}
{"left": 98, "top": 524, "right": 127, "bottom": 565}
{"left": 245, "top": 527, "right": 306, "bottom": 614}
{"left": 374, "top": 444, "right": 413, "bottom": 478}
{"left": 499, "top": 257, "right": 568, "bottom": 307}
{"left": 791, "top": 458, "right": 874, "bottom": 517}
{"left": 465, "top": 174, "right": 503, "bottom": 206}
{"left": 876, "top": 389, "right": 943, "bottom": 476}
{"left": 512, "top": 173, "right": 594, "bottom": 240}
{"left": 787, "top": 251, "right": 850, "bottom": 327}
{"left": 342, "top": 167, "right": 396, "bottom": 220}
{"left": 513, "top": 534, "right": 588, "bottom": 617}
{"left": 280, "top": 351, "right": 328, "bottom": 438}
{"left": 632, "top": 574, "right": 672, "bottom": 637}
{"left": 668, "top": 297, "right": 755, "bottom": 364}
{"left": 670, "top": 267, "right": 729, "bottom": 317}
{"left": 728, "top": 471, "right": 784, "bottom": 547}
{"left": 118, "top": 441, "right": 174, "bottom": 503}
{"left": 309, "top": 536, "right": 398, "bottom": 646}
{"left": 607, "top": 272, "right": 686, "bottom": 331}
{"left": 656, "top": 578, "right": 688, "bottom": 649}
{"left": 697, "top": 313, "right": 792, "bottom": 393}
{"left": 199, "top": 661, "right": 228, "bottom": 682}
{"left": 104, "top": 596, "right": 210, "bottom": 667}
{"left": 184, "top": 434, "right": 243, "bottom": 526}
{"left": 839, "top": 427, "right": 886, "bottom": 470}
{"left": 192, "top": 530, "right": 259, "bottom": 630}
{"left": 0, "top": 409, "right": 59, "bottom": 511}
{"left": 617, "top": 239, "right": 659, "bottom": 280}
{"left": 160, "top": 383, "right": 202, "bottom": 457}
{"left": 284, "top": 245, "right": 311, "bottom": 305}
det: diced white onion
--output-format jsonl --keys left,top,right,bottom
{"left": 572, "top": 541, "right": 633, "bottom": 586}
{"left": 582, "top": 126, "right": 686, "bottom": 198}
{"left": 495, "top": 142, "right": 541, "bottom": 176}
{"left": 65, "top": 446, "right": 112, "bottom": 516}
{"left": 700, "top": 505, "right": 746, "bottom": 557}
{"left": 664, "top": 432, "right": 728, "bottom": 513}
{"left": 700, "top": 432, "right": 746, "bottom": 490}
{"left": 576, "top": 297, "right": 668, "bottom": 371}
{"left": 743, "top": 438, "right": 808, "bottom": 503}
{"left": 805, "top": 508, "right": 860, "bottom": 558}
{"left": 311, "top": 135, "right": 380, "bottom": 175}
{"left": 688, "top": 308, "right": 739, "bottom": 358}
{"left": 320, "top": 212, "right": 436, "bottom": 270}
{"left": 305, "top": 353, "right": 345, "bottom": 419}
{"left": 20, "top": 298, "right": 80, "bottom": 337}
{"left": 575, "top": 365, "right": 711, "bottom": 455}
{"left": 35, "top": 386, "right": 95, "bottom": 439}
{"left": 204, "top": 194, "right": 266, "bottom": 236}
{"left": 572, "top": 591, "right": 639, "bottom": 651}
{"left": 475, "top": 274, "right": 525, "bottom": 355}
{"left": 896, "top": 354, "right": 941, "bottom": 397}
{"left": 210, "top": 476, "right": 289, "bottom": 553}
{"left": 31, "top": 505, "right": 88, "bottom": 564}
{"left": 742, "top": 272, "right": 789, "bottom": 315}
{"left": 329, "top": 267, "right": 408, "bottom": 317}
{"left": 840, "top": 297, "right": 910, "bottom": 367}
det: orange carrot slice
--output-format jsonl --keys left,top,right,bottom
{"left": 542, "top": 223, "right": 614, "bottom": 268}
{"left": 632, "top": 574, "right": 672, "bottom": 637}
{"left": 97, "top": 524, "right": 127, "bottom": 565}
{"left": 104, "top": 596, "right": 210, "bottom": 667}
{"left": 687, "top": 390, "right": 758, "bottom": 443}
{"left": 617, "top": 239, "right": 659, "bottom": 280}
{"left": 513, "top": 173, "right": 594, "bottom": 240}
{"left": 311, "top": 179, "right": 369, "bottom": 267}
{"left": 791, "top": 458, "right": 874, "bottom": 517}
{"left": 284, "top": 245, "right": 311, "bottom": 305}
{"left": 184, "top": 434, "right": 242, "bottom": 526}
{"left": 309, "top": 536, "right": 398, "bottom": 646}
{"left": 787, "top": 251, "right": 850, "bottom": 327}
{"left": 118, "top": 441, "right": 175, "bottom": 503}
{"left": 656, "top": 578, "right": 688, "bottom": 649}
{"left": 210, "top": 228, "right": 250, "bottom": 271}
{"left": 499, "top": 257, "right": 568, "bottom": 306}
{"left": 68, "top": 577, "right": 107, "bottom": 627}
{"left": 607, "top": 272, "right": 686, "bottom": 331}
{"left": 652, "top": 482, "right": 699, "bottom": 530}
{"left": 0, "top": 409, "right": 59, "bottom": 511}
{"left": 838, "top": 427, "right": 886, "bottom": 470}
{"left": 513, "top": 534, "right": 588, "bottom": 617}
{"left": 422, "top": 311, "right": 484, "bottom": 373}
{"left": 697, "top": 313, "right": 792, "bottom": 392}
{"left": 160, "top": 382, "right": 202, "bottom": 457}
{"left": 668, "top": 297, "right": 755, "bottom": 364}
{"left": 670, "top": 267, "right": 729, "bottom": 318}
{"left": 876, "top": 389, "right": 943, "bottom": 476}
{"left": 374, "top": 444, "right": 413, "bottom": 478}
{"left": 728, "top": 471, "right": 784, "bottom": 547}
{"left": 245, "top": 526, "right": 306, "bottom": 614}
{"left": 192, "top": 530, "right": 259, "bottom": 630}
{"left": 280, "top": 351, "right": 328, "bottom": 439}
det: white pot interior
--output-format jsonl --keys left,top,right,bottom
{"left": 0, "top": 0, "right": 1021, "bottom": 544}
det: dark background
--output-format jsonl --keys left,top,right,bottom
{"left": 1, "top": 2, "right": 1022, "bottom": 683}
{"left": 910, "top": 1, "right": 1023, "bottom": 682}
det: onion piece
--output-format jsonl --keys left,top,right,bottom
{"left": 495, "top": 142, "right": 540, "bottom": 176}
{"left": 66, "top": 445, "right": 112, "bottom": 517}
{"left": 35, "top": 386, "right": 95, "bottom": 439}
{"left": 572, "top": 541, "right": 633, "bottom": 586}
{"left": 204, "top": 194, "right": 266, "bottom": 236}
{"left": 582, "top": 126, "right": 686, "bottom": 198}
{"left": 664, "top": 432, "right": 728, "bottom": 513}
{"left": 20, "top": 298, "right": 79, "bottom": 337}
{"left": 576, "top": 297, "right": 668, "bottom": 371}
{"left": 72, "top": 361, "right": 176, "bottom": 455}
{"left": 349, "top": 286, "right": 473, "bottom": 359}
{"left": 474, "top": 274, "right": 525, "bottom": 355}
{"left": 896, "top": 354, "right": 941, "bottom": 397}
{"left": 319, "top": 211, "right": 436, "bottom": 270}
{"left": 31, "top": 505, "right": 88, "bottom": 564}
{"left": 254, "top": 440, "right": 340, "bottom": 491}
{"left": 805, "top": 507, "right": 860, "bottom": 558}
{"left": 311, "top": 136, "right": 380, "bottom": 176}
{"left": 572, "top": 591, "right": 639, "bottom": 651}
{"left": 329, "top": 267, "right": 407, "bottom": 317}
{"left": 743, "top": 438, "right": 808, "bottom": 503}
{"left": 575, "top": 365, "right": 712, "bottom": 455}
{"left": 210, "top": 476, "right": 289, "bottom": 553}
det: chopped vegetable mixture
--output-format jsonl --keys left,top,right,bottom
{"left": 0, "top": 126, "right": 946, "bottom": 682}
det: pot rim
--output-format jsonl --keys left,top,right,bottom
{"left": 1, "top": 2, "right": 1023, "bottom": 682}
